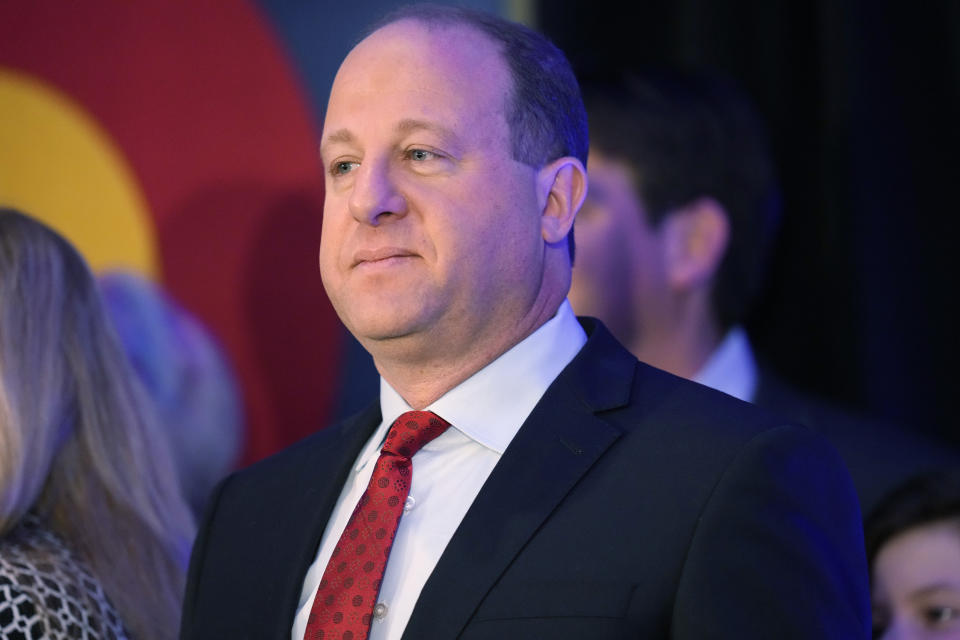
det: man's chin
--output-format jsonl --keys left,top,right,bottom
{"left": 347, "top": 317, "right": 423, "bottom": 347}
{"left": 337, "top": 298, "right": 443, "bottom": 357}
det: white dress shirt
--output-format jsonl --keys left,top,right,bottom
{"left": 693, "top": 325, "right": 758, "bottom": 403}
{"left": 291, "top": 300, "right": 587, "bottom": 640}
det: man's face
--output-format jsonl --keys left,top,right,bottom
{"left": 568, "top": 151, "right": 669, "bottom": 346}
{"left": 319, "top": 20, "right": 546, "bottom": 363}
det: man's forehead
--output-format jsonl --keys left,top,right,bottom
{"left": 357, "top": 17, "right": 493, "bottom": 55}
{"left": 334, "top": 18, "right": 506, "bottom": 90}
{"left": 322, "top": 19, "right": 511, "bottom": 142}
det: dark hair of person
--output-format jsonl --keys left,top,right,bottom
{"left": 582, "top": 70, "right": 782, "bottom": 330}
{"left": 864, "top": 469, "right": 960, "bottom": 566}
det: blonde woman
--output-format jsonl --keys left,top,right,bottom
{"left": 0, "top": 209, "right": 195, "bottom": 639}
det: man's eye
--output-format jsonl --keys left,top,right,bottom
{"left": 408, "top": 149, "right": 436, "bottom": 161}
{"left": 922, "top": 605, "right": 960, "bottom": 627}
{"left": 332, "top": 161, "right": 358, "bottom": 176}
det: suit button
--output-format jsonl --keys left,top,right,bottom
{"left": 374, "top": 602, "right": 388, "bottom": 619}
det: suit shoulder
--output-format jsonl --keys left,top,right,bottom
{"left": 628, "top": 360, "right": 802, "bottom": 439}
{"left": 588, "top": 360, "right": 855, "bottom": 500}
{"left": 753, "top": 367, "right": 960, "bottom": 512}
{"left": 218, "top": 402, "right": 380, "bottom": 499}
{"left": 565, "top": 322, "right": 812, "bottom": 466}
{"left": 235, "top": 424, "right": 338, "bottom": 480}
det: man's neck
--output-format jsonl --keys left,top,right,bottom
{"left": 630, "top": 317, "right": 722, "bottom": 380}
{"left": 370, "top": 296, "right": 565, "bottom": 410}
{"left": 376, "top": 352, "right": 505, "bottom": 410}
{"left": 691, "top": 326, "right": 757, "bottom": 402}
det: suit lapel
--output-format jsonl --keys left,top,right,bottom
{"left": 403, "top": 320, "right": 635, "bottom": 639}
{"left": 268, "top": 403, "right": 382, "bottom": 636}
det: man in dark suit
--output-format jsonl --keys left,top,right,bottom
{"left": 568, "top": 71, "right": 959, "bottom": 515}
{"left": 181, "top": 7, "right": 869, "bottom": 639}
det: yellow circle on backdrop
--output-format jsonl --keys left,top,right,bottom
{"left": 0, "top": 67, "right": 158, "bottom": 278}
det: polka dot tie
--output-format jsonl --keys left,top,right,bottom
{"left": 302, "top": 411, "right": 450, "bottom": 640}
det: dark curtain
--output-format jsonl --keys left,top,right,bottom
{"left": 538, "top": 1, "right": 960, "bottom": 445}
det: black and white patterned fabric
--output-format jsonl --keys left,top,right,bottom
{"left": 0, "top": 514, "right": 128, "bottom": 639}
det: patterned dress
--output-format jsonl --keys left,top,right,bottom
{"left": 0, "top": 514, "right": 128, "bottom": 639}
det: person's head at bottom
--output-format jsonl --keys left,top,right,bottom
{"left": 318, "top": 4, "right": 589, "bottom": 408}
{"left": 866, "top": 470, "right": 960, "bottom": 639}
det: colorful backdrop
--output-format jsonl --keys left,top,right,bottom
{"left": 7, "top": 0, "right": 950, "bottom": 467}
{"left": 0, "top": 0, "right": 502, "bottom": 466}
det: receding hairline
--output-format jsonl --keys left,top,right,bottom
{"left": 351, "top": 14, "right": 514, "bottom": 102}
{"left": 362, "top": 6, "right": 506, "bottom": 47}
{"left": 355, "top": 13, "right": 504, "bottom": 56}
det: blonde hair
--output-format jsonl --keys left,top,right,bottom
{"left": 0, "top": 209, "right": 195, "bottom": 640}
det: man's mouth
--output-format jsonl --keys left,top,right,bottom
{"left": 352, "top": 247, "right": 418, "bottom": 267}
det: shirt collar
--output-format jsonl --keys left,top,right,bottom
{"left": 693, "top": 325, "right": 758, "bottom": 403}
{"left": 379, "top": 300, "right": 587, "bottom": 454}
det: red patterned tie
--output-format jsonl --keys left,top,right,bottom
{"left": 303, "top": 410, "right": 450, "bottom": 640}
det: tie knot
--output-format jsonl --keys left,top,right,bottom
{"left": 382, "top": 410, "right": 450, "bottom": 459}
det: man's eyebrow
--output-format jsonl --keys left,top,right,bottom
{"left": 396, "top": 119, "right": 457, "bottom": 141}
{"left": 319, "top": 121, "right": 459, "bottom": 158}
{"left": 319, "top": 128, "right": 355, "bottom": 157}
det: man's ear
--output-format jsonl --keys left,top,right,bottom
{"left": 662, "top": 197, "right": 730, "bottom": 291}
{"left": 537, "top": 156, "right": 588, "bottom": 245}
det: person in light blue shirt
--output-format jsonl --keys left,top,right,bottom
{"left": 569, "top": 70, "right": 959, "bottom": 513}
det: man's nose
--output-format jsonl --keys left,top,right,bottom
{"left": 348, "top": 159, "right": 407, "bottom": 225}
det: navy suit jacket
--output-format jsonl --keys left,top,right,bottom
{"left": 753, "top": 369, "right": 960, "bottom": 515}
{"left": 181, "top": 319, "right": 869, "bottom": 639}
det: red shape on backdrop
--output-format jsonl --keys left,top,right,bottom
{"left": 0, "top": 1, "right": 343, "bottom": 464}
